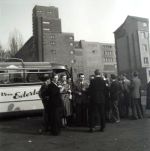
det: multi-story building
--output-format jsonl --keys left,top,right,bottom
{"left": 16, "top": 5, "right": 74, "bottom": 69}
{"left": 16, "top": 5, "right": 116, "bottom": 81}
{"left": 74, "top": 40, "right": 117, "bottom": 80}
{"left": 114, "top": 15, "right": 150, "bottom": 87}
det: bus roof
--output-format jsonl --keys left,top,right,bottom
{"left": 0, "top": 62, "right": 67, "bottom": 71}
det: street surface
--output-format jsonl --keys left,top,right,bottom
{"left": 1, "top": 110, "right": 150, "bottom": 151}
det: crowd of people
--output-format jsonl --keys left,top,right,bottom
{"left": 39, "top": 69, "right": 144, "bottom": 136}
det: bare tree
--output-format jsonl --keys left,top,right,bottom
{"left": 0, "top": 44, "right": 11, "bottom": 61}
{"left": 8, "top": 29, "right": 24, "bottom": 57}
{"left": 0, "top": 44, "right": 5, "bottom": 61}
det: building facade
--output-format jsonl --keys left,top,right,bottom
{"left": 114, "top": 15, "right": 150, "bottom": 87}
{"left": 74, "top": 40, "right": 117, "bottom": 81}
{"left": 16, "top": 5, "right": 75, "bottom": 69}
{"left": 16, "top": 5, "right": 117, "bottom": 81}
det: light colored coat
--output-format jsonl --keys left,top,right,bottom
{"left": 131, "top": 77, "right": 141, "bottom": 99}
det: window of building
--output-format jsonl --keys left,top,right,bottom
{"left": 71, "top": 59, "right": 76, "bottom": 64}
{"left": 37, "top": 10, "right": 43, "bottom": 13}
{"left": 50, "top": 35, "right": 55, "bottom": 39}
{"left": 50, "top": 41, "right": 56, "bottom": 45}
{"left": 104, "top": 57, "right": 113, "bottom": 62}
{"left": 92, "top": 50, "right": 96, "bottom": 54}
{"left": 104, "top": 58, "right": 108, "bottom": 62}
{"left": 70, "top": 50, "right": 74, "bottom": 54}
{"left": 69, "top": 36, "right": 73, "bottom": 40}
{"left": 47, "top": 11, "right": 52, "bottom": 14}
{"left": 43, "top": 21, "right": 50, "bottom": 24}
{"left": 144, "top": 57, "right": 149, "bottom": 64}
{"left": 143, "top": 22, "right": 148, "bottom": 27}
{"left": 43, "top": 28, "right": 50, "bottom": 31}
{"left": 142, "top": 44, "right": 148, "bottom": 51}
{"left": 104, "top": 51, "right": 113, "bottom": 56}
{"left": 70, "top": 42, "right": 74, "bottom": 46}
{"left": 51, "top": 50, "right": 56, "bottom": 54}
{"left": 141, "top": 32, "right": 147, "bottom": 39}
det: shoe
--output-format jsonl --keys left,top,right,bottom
{"left": 88, "top": 128, "right": 95, "bottom": 133}
{"left": 99, "top": 127, "right": 105, "bottom": 132}
{"left": 115, "top": 120, "right": 120, "bottom": 123}
{"left": 131, "top": 116, "right": 138, "bottom": 120}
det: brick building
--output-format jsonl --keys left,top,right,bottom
{"left": 16, "top": 5, "right": 74, "bottom": 69}
{"left": 114, "top": 15, "right": 150, "bottom": 87}
{"left": 16, "top": 5, "right": 117, "bottom": 80}
{"left": 74, "top": 40, "right": 117, "bottom": 80}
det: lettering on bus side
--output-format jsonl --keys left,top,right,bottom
{"left": 1, "top": 92, "right": 13, "bottom": 96}
{"left": 0, "top": 89, "right": 39, "bottom": 100}
{"left": 13, "top": 89, "right": 39, "bottom": 99}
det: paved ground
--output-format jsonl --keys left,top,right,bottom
{"left": 1, "top": 111, "right": 150, "bottom": 151}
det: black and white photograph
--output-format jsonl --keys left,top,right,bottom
{"left": 0, "top": 0, "right": 150, "bottom": 150}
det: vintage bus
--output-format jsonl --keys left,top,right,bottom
{"left": 0, "top": 61, "right": 70, "bottom": 117}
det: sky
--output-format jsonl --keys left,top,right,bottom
{"left": 0, "top": 0, "right": 150, "bottom": 49}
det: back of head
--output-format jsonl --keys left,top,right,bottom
{"left": 51, "top": 72, "right": 57, "bottom": 79}
{"left": 41, "top": 73, "right": 50, "bottom": 82}
{"left": 94, "top": 69, "right": 100, "bottom": 76}
{"left": 111, "top": 74, "right": 116, "bottom": 80}
{"left": 133, "top": 71, "right": 138, "bottom": 77}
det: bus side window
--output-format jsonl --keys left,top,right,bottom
{"left": 0, "top": 73, "right": 10, "bottom": 84}
{"left": 26, "top": 73, "right": 40, "bottom": 82}
{"left": 14, "top": 73, "right": 23, "bottom": 83}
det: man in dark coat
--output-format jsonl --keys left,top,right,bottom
{"left": 46, "top": 73, "right": 63, "bottom": 135}
{"left": 88, "top": 69, "right": 106, "bottom": 132}
{"left": 39, "top": 74, "right": 51, "bottom": 132}
{"left": 73, "top": 73, "right": 89, "bottom": 126}
{"left": 110, "top": 74, "right": 121, "bottom": 123}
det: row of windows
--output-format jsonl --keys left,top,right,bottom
{"left": 43, "top": 28, "right": 50, "bottom": 31}
{"left": 50, "top": 35, "right": 55, "bottom": 39}
{"left": 104, "top": 58, "right": 114, "bottom": 62}
{"left": 43, "top": 28, "right": 73, "bottom": 41}
{"left": 43, "top": 34, "right": 55, "bottom": 39}
{"left": 44, "top": 41, "right": 73, "bottom": 46}
{"left": 37, "top": 10, "right": 52, "bottom": 14}
{"left": 102, "top": 45, "right": 112, "bottom": 49}
{"left": 50, "top": 50, "right": 75, "bottom": 55}
{"left": 43, "top": 21, "right": 50, "bottom": 24}
{"left": 104, "top": 51, "right": 113, "bottom": 56}
{"left": 50, "top": 41, "right": 56, "bottom": 45}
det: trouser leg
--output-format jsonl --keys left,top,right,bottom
{"left": 99, "top": 104, "right": 106, "bottom": 129}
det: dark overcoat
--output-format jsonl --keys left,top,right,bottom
{"left": 88, "top": 77, "right": 106, "bottom": 104}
